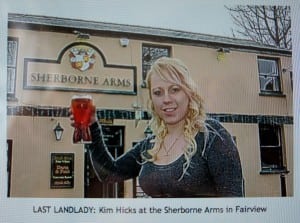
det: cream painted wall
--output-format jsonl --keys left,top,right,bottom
{"left": 284, "top": 125, "right": 294, "bottom": 196}
{"left": 7, "top": 27, "right": 293, "bottom": 197}
{"left": 7, "top": 116, "right": 84, "bottom": 197}
{"left": 224, "top": 123, "right": 293, "bottom": 197}
{"left": 7, "top": 116, "right": 149, "bottom": 197}
{"left": 9, "top": 29, "right": 292, "bottom": 116}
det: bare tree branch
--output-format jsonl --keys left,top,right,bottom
{"left": 225, "top": 5, "right": 292, "bottom": 49}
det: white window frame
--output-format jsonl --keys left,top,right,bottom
{"left": 258, "top": 58, "right": 281, "bottom": 93}
{"left": 7, "top": 37, "right": 18, "bottom": 99}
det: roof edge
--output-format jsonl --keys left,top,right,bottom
{"left": 7, "top": 13, "right": 292, "bottom": 55}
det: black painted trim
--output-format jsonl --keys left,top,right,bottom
{"left": 6, "top": 105, "right": 293, "bottom": 125}
{"left": 259, "top": 92, "right": 286, "bottom": 97}
{"left": 207, "top": 113, "right": 293, "bottom": 125}
{"left": 260, "top": 169, "right": 289, "bottom": 175}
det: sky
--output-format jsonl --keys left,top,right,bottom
{"left": 0, "top": 0, "right": 244, "bottom": 37}
{"left": 2, "top": 0, "right": 298, "bottom": 38}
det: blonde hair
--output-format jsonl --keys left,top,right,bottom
{"left": 145, "top": 57, "right": 207, "bottom": 180}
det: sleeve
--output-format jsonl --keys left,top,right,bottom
{"left": 205, "top": 121, "right": 244, "bottom": 197}
{"left": 86, "top": 122, "right": 144, "bottom": 183}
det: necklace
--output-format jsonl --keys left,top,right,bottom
{"left": 162, "top": 136, "right": 180, "bottom": 156}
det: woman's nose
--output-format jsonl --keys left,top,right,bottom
{"left": 162, "top": 93, "right": 172, "bottom": 103}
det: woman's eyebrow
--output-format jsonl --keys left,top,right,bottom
{"left": 151, "top": 87, "right": 161, "bottom": 90}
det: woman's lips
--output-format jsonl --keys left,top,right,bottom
{"left": 162, "top": 107, "right": 176, "bottom": 114}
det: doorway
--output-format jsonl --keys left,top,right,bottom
{"left": 84, "top": 125, "right": 125, "bottom": 198}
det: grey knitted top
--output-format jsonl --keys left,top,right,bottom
{"left": 87, "top": 119, "right": 244, "bottom": 197}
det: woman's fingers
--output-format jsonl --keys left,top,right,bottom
{"left": 89, "top": 105, "right": 97, "bottom": 126}
{"left": 69, "top": 107, "right": 75, "bottom": 127}
{"left": 69, "top": 105, "right": 97, "bottom": 127}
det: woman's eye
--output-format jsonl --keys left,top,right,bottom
{"left": 152, "top": 90, "right": 161, "bottom": 96}
{"left": 170, "top": 86, "right": 180, "bottom": 94}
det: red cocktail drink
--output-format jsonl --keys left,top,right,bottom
{"left": 71, "top": 95, "right": 93, "bottom": 143}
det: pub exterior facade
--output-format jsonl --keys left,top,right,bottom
{"left": 6, "top": 13, "right": 293, "bottom": 198}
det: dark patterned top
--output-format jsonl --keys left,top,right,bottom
{"left": 87, "top": 119, "right": 244, "bottom": 197}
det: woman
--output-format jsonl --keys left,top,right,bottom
{"left": 70, "top": 57, "right": 244, "bottom": 197}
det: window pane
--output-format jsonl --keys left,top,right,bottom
{"left": 7, "top": 68, "right": 16, "bottom": 94}
{"left": 258, "top": 59, "right": 278, "bottom": 76}
{"left": 259, "top": 76, "right": 280, "bottom": 92}
{"left": 261, "top": 146, "right": 282, "bottom": 169}
{"left": 7, "top": 40, "right": 18, "bottom": 66}
{"left": 142, "top": 45, "right": 170, "bottom": 81}
{"left": 259, "top": 124, "right": 280, "bottom": 146}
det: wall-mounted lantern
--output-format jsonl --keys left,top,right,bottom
{"left": 217, "top": 47, "right": 231, "bottom": 61}
{"left": 73, "top": 30, "right": 90, "bottom": 40}
{"left": 53, "top": 122, "right": 64, "bottom": 141}
{"left": 144, "top": 125, "right": 153, "bottom": 138}
{"left": 141, "top": 80, "right": 147, "bottom": 88}
{"left": 132, "top": 102, "right": 142, "bottom": 127}
{"left": 120, "top": 38, "right": 129, "bottom": 47}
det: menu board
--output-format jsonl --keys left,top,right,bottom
{"left": 50, "top": 153, "right": 74, "bottom": 189}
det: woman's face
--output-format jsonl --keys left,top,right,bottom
{"left": 150, "top": 73, "right": 189, "bottom": 127}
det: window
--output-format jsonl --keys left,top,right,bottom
{"left": 142, "top": 44, "right": 170, "bottom": 85}
{"left": 7, "top": 37, "right": 18, "bottom": 100}
{"left": 7, "top": 140, "right": 12, "bottom": 197}
{"left": 257, "top": 57, "right": 281, "bottom": 94}
{"left": 259, "top": 123, "right": 285, "bottom": 173}
{"left": 290, "top": 71, "right": 293, "bottom": 90}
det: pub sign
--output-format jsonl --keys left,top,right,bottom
{"left": 50, "top": 153, "right": 74, "bottom": 189}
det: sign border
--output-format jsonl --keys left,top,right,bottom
{"left": 23, "top": 42, "right": 137, "bottom": 95}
